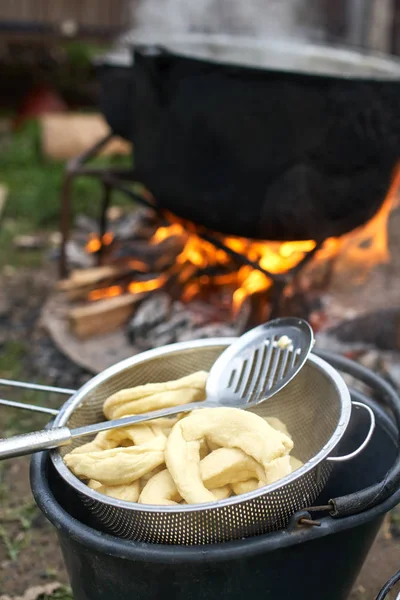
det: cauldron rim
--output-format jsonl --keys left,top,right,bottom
{"left": 104, "top": 33, "right": 400, "bottom": 81}
{"left": 30, "top": 398, "right": 400, "bottom": 564}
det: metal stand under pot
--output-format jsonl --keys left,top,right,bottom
{"left": 30, "top": 352, "right": 400, "bottom": 600}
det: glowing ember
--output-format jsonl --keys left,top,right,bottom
{"left": 128, "top": 259, "right": 149, "bottom": 273}
{"left": 88, "top": 285, "right": 124, "bottom": 302}
{"left": 86, "top": 232, "right": 114, "bottom": 254}
{"left": 127, "top": 276, "right": 167, "bottom": 295}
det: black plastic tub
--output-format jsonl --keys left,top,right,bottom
{"left": 30, "top": 388, "right": 400, "bottom": 600}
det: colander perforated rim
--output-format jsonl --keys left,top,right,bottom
{"left": 51, "top": 338, "right": 351, "bottom": 513}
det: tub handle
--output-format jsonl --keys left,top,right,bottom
{"left": 327, "top": 401, "right": 376, "bottom": 463}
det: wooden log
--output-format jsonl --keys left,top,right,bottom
{"left": 68, "top": 294, "right": 141, "bottom": 340}
{"left": 57, "top": 266, "right": 127, "bottom": 291}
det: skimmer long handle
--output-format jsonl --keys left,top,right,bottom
{"left": 0, "top": 401, "right": 212, "bottom": 460}
{"left": 0, "top": 427, "right": 72, "bottom": 460}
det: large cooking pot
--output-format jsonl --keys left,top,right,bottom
{"left": 97, "top": 36, "right": 400, "bottom": 241}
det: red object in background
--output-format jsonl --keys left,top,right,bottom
{"left": 14, "top": 85, "right": 67, "bottom": 128}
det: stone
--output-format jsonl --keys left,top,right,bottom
{"left": 113, "top": 208, "right": 158, "bottom": 240}
{"left": 13, "top": 235, "right": 44, "bottom": 250}
{"left": 64, "top": 240, "right": 94, "bottom": 269}
{"left": 127, "top": 292, "right": 172, "bottom": 345}
{"left": 74, "top": 214, "right": 99, "bottom": 233}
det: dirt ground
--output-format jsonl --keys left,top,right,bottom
{"left": 0, "top": 268, "right": 86, "bottom": 598}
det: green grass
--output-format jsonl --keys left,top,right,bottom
{"left": 0, "top": 119, "right": 132, "bottom": 229}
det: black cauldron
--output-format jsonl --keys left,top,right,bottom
{"left": 96, "top": 37, "right": 400, "bottom": 241}
{"left": 30, "top": 354, "right": 400, "bottom": 600}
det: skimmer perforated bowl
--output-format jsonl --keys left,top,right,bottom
{"left": 51, "top": 338, "right": 353, "bottom": 545}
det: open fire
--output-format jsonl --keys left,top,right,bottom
{"left": 80, "top": 166, "right": 399, "bottom": 321}
{"left": 57, "top": 164, "right": 400, "bottom": 343}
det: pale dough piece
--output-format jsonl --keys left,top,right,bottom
{"left": 139, "top": 470, "right": 181, "bottom": 505}
{"left": 231, "top": 479, "right": 260, "bottom": 495}
{"left": 265, "top": 417, "right": 291, "bottom": 439}
{"left": 88, "top": 479, "right": 140, "bottom": 502}
{"left": 103, "top": 372, "right": 208, "bottom": 419}
{"left": 277, "top": 335, "right": 292, "bottom": 349}
{"left": 69, "top": 432, "right": 121, "bottom": 455}
{"left": 232, "top": 456, "right": 304, "bottom": 495}
{"left": 139, "top": 469, "right": 232, "bottom": 505}
{"left": 69, "top": 418, "right": 177, "bottom": 455}
{"left": 64, "top": 437, "right": 166, "bottom": 485}
{"left": 200, "top": 447, "right": 265, "bottom": 488}
{"left": 265, "top": 455, "right": 292, "bottom": 484}
{"left": 165, "top": 407, "right": 293, "bottom": 504}
{"left": 205, "top": 418, "right": 290, "bottom": 460}
{"left": 210, "top": 485, "right": 231, "bottom": 500}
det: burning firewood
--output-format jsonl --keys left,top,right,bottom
{"left": 58, "top": 266, "right": 152, "bottom": 302}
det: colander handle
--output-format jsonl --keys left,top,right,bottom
{"left": 0, "top": 378, "right": 75, "bottom": 416}
{"left": 326, "top": 401, "right": 376, "bottom": 463}
{"left": 315, "top": 350, "right": 400, "bottom": 518}
{"left": 0, "top": 378, "right": 75, "bottom": 395}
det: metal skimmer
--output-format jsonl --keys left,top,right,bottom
{"left": 206, "top": 317, "right": 314, "bottom": 406}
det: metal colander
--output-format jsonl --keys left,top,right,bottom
{"left": 51, "top": 338, "right": 352, "bottom": 545}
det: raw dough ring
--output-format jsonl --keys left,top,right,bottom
{"left": 88, "top": 479, "right": 140, "bottom": 502}
{"left": 165, "top": 407, "right": 293, "bottom": 504}
{"left": 69, "top": 419, "right": 176, "bottom": 455}
{"left": 138, "top": 469, "right": 232, "bottom": 505}
{"left": 64, "top": 437, "right": 166, "bottom": 486}
{"left": 103, "top": 372, "right": 208, "bottom": 419}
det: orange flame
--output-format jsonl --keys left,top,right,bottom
{"left": 85, "top": 164, "right": 399, "bottom": 311}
